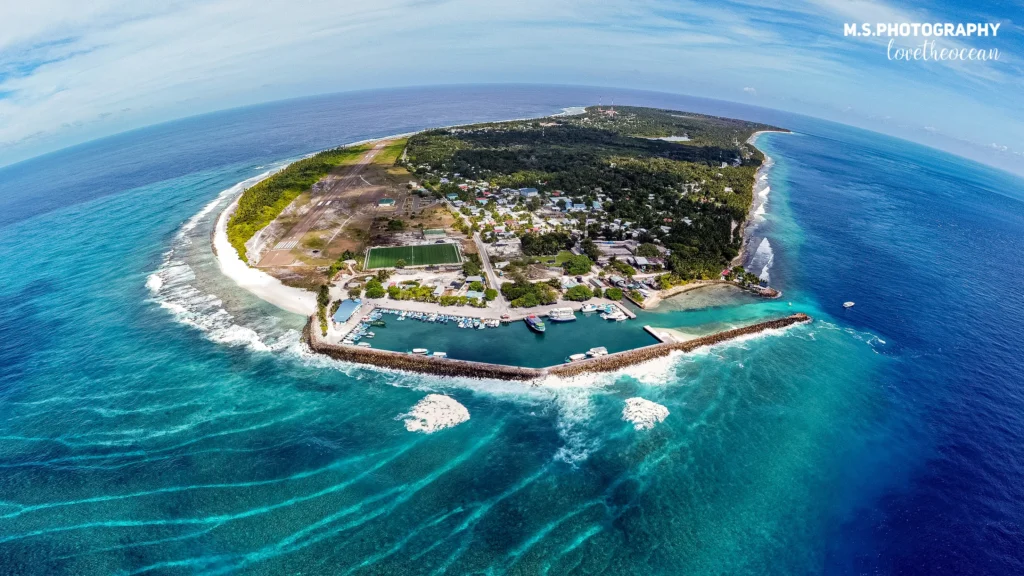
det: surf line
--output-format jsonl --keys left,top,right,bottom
{"left": 303, "top": 313, "right": 811, "bottom": 382}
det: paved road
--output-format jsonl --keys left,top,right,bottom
{"left": 473, "top": 231, "right": 510, "bottom": 316}
{"left": 259, "top": 142, "right": 387, "bottom": 266}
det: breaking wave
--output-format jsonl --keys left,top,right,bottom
{"left": 146, "top": 170, "right": 289, "bottom": 353}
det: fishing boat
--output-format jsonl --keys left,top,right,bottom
{"left": 565, "top": 353, "right": 587, "bottom": 363}
{"left": 586, "top": 346, "right": 608, "bottom": 357}
{"left": 370, "top": 320, "right": 386, "bottom": 327}
{"left": 357, "top": 342, "right": 372, "bottom": 348}
{"left": 843, "top": 301, "right": 855, "bottom": 308}
{"left": 525, "top": 314, "right": 546, "bottom": 333}
{"left": 411, "top": 348, "right": 428, "bottom": 355}
{"left": 580, "top": 303, "right": 598, "bottom": 313}
{"left": 431, "top": 351, "right": 448, "bottom": 358}
{"left": 547, "top": 307, "right": 577, "bottom": 322}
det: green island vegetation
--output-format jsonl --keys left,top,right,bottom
{"left": 227, "top": 145, "right": 368, "bottom": 260}
{"left": 500, "top": 274, "right": 559, "bottom": 308}
{"left": 461, "top": 253, "right": 483, "bottom": 276}
{"left": 562, "top": 254, "right": 594, "bottom": 275}
{"left": 316, "top": 284, "right": 330, "bottom": 335}
{"left": 605, "top": 287, "right": 624, "bottom": 301}
{"left": 406, "top": 106, "right": 784, "bottom": 279}
{"left": 326, "top": 250, "right": 361, "bottom": 279}
{"left": 564, "top": 285, "right": 595, "bottom": 301}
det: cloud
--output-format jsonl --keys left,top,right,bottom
{"left": 0, "top": 0, "right": 1020, "bottom": 170}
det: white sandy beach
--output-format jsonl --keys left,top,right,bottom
{"left": 213, "top": 196, "right": 316, "bottom": 316}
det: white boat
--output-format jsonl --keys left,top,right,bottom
{"left": 547, "top": 308, "right": 577, "bottom": 322}
{"left": 357, "top": 342, "right": 372, "bottom": 348}
{"left": 411, "top": 348, "right": 428, "bottom": 355}
{"left": 601, "top": 310, "right": 628, "bottom": 321}
{"left": 566, "top": 353, "right": 588, "bottom": 363}
{"left": 586, "top": 346, "right": 608, "bottom": 357}
{"left": 581, "top": 304, "right": 598, "bottom": 313}
{"left": 843, "top": 301, "right": 855, "bottom": 308}
{"left": 431, "top": 351, "right": 448, "bottom": 358}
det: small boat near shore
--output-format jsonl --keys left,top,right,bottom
{"left": 586, "top": 346, "right": 608, "bottom": 357}
{"left": 431, "top": 351, "right": 447, "bottom": 358}
{"left": 581, "top": 303, "right": 598, "bottom": 313}
{"left": 601, "top": 309, "right": 628, "bottom": 321}
{"left": 411, "top": 348, "right": 428, "bottom": 355}
{"left": 843, "top": 301, "right": 855, "bottom": 308}
{"left": 565, "top": 353, "right": 588, "bottom": 363}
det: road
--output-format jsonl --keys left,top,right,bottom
{"left": 258, "top": 142, "right": 387, "bottom": 266}
{"left": 473, "top": 231, "right": 510, "bottom": 316}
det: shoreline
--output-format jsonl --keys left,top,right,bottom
{"left": 305, "top": 312, "right": 811, "bottom": 381}
{"left": 732, "top": 130, "right": 784, "bottom": 269}
{"left": 207, "top": 111, "right": 581, "bottom": 315}
{"left": 213, "top": 193, "right": 317, "bottom": 315}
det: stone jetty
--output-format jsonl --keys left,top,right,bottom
{"left": 305, "top": 313, "right": 811, "bottom": 381}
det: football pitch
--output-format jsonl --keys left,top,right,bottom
{"left": 365, "top": 244, "right": 462, "bottom": 269}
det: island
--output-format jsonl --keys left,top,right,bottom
{"left": 214, "top": 105, "right": 804, "bottom": 379}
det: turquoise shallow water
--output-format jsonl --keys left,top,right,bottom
{"left": 366, "top": 313, "right": 659, "bottom": 367}
{"left": 1, "top": 86, "right": 1022, "bottom": 574}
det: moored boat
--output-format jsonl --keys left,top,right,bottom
{"left": 601, "top": 310, "right": 628, "bottom": 321}
{"left": 581, "top": 303, "right": 598, "bottom": 313}
{"left": 547, "top": 307, "right": 577, "bottom": 322}
{"left": 566, "top": 353, "right": 587, "bottom": 363}
{"left": 525, "top": 314, "right": 546, "bottom": 333}
{"left": 411, "top": 348, "right": 428, "bottom": 355}
{"left": 586, "top": 346, "right": 608, "bottom": 357}
{"left": 431, "top": 351, "right": 448, "bottom": 358}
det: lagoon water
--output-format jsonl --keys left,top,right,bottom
{"left": 1, "top": 85, "right": 1023, "bottom": 574}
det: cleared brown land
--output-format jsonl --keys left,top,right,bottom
{"left": 255, "top": 138, "right": 448, "bottom": 288}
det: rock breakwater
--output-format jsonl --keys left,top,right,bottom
{"left": 305, "top": 313, "right": 811, "bottom": 381}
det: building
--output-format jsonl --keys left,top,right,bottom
{"left": 446, "top": 193, "right": 459, "bottom": 201}
{"left": 518, "top": 187, "right": 539, "bottom": 197}
{"left": 465, "top": 290, "right": 485, "bottom": 300}
{"left": 332, "top": 299, "right": 362, "bottom": 324}
{"left": 465, "top": 275, "right": 484, "bottom": 284}
{"left": 378, "top": 198, "right": 396, "bottom": 207}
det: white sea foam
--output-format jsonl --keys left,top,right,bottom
{"left": 551, "top": 388, "right": 601, "bottom": 465}
{"left": 146, "top": 170, "right": 289, "bottom": 352}
{"left": 751, "top": 237, "right": 775, "bottom": 282}
{"left": 401, "top": 394, "right": 470, "bottom": 433}
{"left": 622, "top": 398, "right": 670, "bottom": 430}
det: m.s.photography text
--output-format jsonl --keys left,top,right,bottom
{"left": 844, "top": 22, "right": 1002, "bottom": 62}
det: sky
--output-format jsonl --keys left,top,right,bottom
{"left": 0, "top": 0, "right": 1022, "bottom": 174}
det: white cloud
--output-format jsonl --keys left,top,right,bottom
{"left": 0, "top": 0, "right": 1020, "bottom": 169}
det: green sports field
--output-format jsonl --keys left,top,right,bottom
{"left": 365, "top": 244, "right": 462, "bottom": 269}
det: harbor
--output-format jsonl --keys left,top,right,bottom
{"left": 305, "top": 313, "right": 813, "bottom": 381}
{"left": 332, "top": 305, "right": 657, "bottom": 368}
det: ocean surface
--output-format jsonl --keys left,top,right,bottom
{"left": 1, "top": 85, "right": 1023, "bottom": 574}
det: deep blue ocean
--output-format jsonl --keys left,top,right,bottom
{"left": 1, "top": 85, "right": 1022, "bottom": 575}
